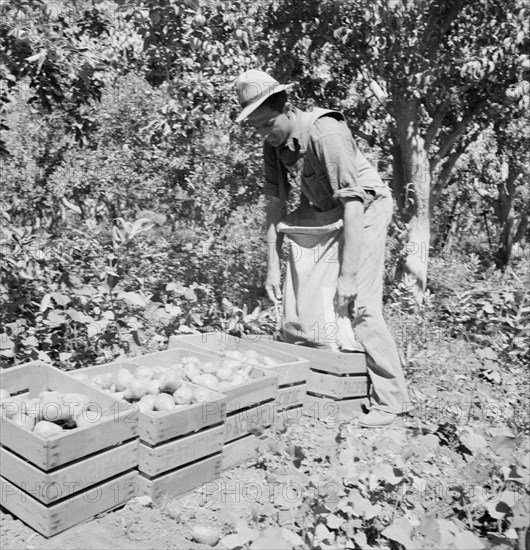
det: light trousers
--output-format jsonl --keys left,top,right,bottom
{"left": 280, "top": 192, "right": 409, "bottom": 414}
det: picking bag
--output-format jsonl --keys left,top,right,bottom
{"left": 277, "top": 204, "right": 363, "bottom": 351}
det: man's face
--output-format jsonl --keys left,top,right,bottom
{"left": 247, "top": 104, "right": 293, "bottom": 147}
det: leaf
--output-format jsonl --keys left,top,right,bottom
{"left": 451, "top": 530, "right": 485, "bottom": 549}
{"left": 221, "top": 532, "right": 255, "bottom": 549}
{"left": 184, "top": 288, "right": 197, "bottom": 302}
{"left": 129, "top": 217, "right": 153, "bottom": 237}
{"left": 325, "top": 513, "right": 344, "bottom": 530}
{"left": 47, "top": 310, "right": 67, "bottom": 325}
{"left": 118, "top": 291, "right": 149, "bottom": 307}
{"left": 61, "top": 196, "right": 82, "bottom": 214}
{"left": 250, "top": 527, "right": 292, "bottom": 550}
{"left": 486, "top": 501, "right": 511, "bottom": 520}
{"left": 66, "top": 308, "right": 94, "bottom": 324}
{"left": 489, "top": 427, "right": 516, "bottom": 453}
{"left": 50, "top": 292, "right": 71, "bottom": 307}
{"left": 87, "top": 319, "right": 108, "bottom": 338}
{"left": 459, "top": 429, "right": 487, "bottom": 454}
{"left": 314, "top": 523, "right": 331, "bottom": 542}
{"left": 382, "top": 517, "right": 417, "bottom": 549}
{"left": 352, "top": 532, "right": 367, "bottom": 548}
{"left": 475, "top": 347, "right": 498, "bottom": 361}
{"left": 418, "top": 515, "right": 441, "bottom": 544}
{"left": 0, "top": 334, "right": 15, "bottom": 350}
{"left": 166, "top": 281, "right": 186, "bottom": 295}
{"left": 280, "top": 528, "right": 303, "bottom": 547}
{"left": 40, "top": 293, "right": 52, "bottom": 312}
{"left": 0, "top": 334, "right": 14, "bottom": 357}
{"left": 510, "top": 501, "right": 530, "bottom": 529}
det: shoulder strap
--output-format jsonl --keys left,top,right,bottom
{"left": 275, "top": 147, "right": 288, "bottom": 205}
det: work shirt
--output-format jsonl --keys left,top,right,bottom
{"left": 263, "top": 107, "right": 386, "bottom": 212}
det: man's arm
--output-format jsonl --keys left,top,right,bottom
{"left": 337, "top": 197, "right": 363, "bottom": 310}
{"left": 265, "top": 196, "right": 284, "bottom": 302}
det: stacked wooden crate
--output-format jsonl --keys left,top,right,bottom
{"left": 239, "top": 338, "right": 370, "bottom": 421}
{"left": 168, "top": 334, "right": 302, "bottom": 469}
{"left": 77, "top": 348, "right": 227, "bottom": 505}
{"left": 0, "top": 362, "right": 138, "bottom": 537}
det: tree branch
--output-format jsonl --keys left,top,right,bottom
{"left": 431, "top": 111, "right": 480, "bottom": 171}
{"left": 420, "top": 0, "right": 466, "bottom": 62}
{"left": 430, "top": 149, "right": 463, "bottom": 210}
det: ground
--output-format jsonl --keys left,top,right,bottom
{"left": 1, "top": 338, "right": 528, "bottom": 550}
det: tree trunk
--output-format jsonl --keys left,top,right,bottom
{"left": 391, "top": 99, "right": 431, "bottom": 304}
{"left": 495, "top": 161, "right": 521, "bottom": 270}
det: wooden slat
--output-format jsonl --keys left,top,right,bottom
{"left": 245, "top": 339, "right": 367, "bottom": 375}
{"left": 137, "top": 388, "right": 226, "bottom": 445}
{"left": 222, "top": 369, "right": 278, "bottom": 414}
{"left": 168, "top": 334, "right": 310, "bottom": 386}
{"left": 303, "top": 394, "right": 364, "bottom": 422}
{"left": 138, "top": 454, "right": 222, "bottom": 505}
{"left": 307, "top": 371, "right": 369, "bottom": 399}
{"left": 277, "top": 384, "right": 307, "bottom": 409}
{"left": 224, "top": 402, "right": 276, "bottom": 443}
{"left": 222, "top": 435, "right": 259, "bottom": 470}
{"left": 0, "top": 362, "right": 44, "bottom": 395}
{"left": 0, "top": 471, "right": 139, "bottom": 538}
{"left": 138, "top": 425, "right": 224, "bottom": 477}
{"left": 0, "top": 441, "right": 137, "bottom": 504}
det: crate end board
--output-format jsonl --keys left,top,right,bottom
{"left": 307, "top": 371, "right": 369, "bottom": 400}
{"left": 224, "top": 401, "right": 276, "bottom": 443}
{"left": 0, "top": 440, "right": 138, "bottom": 505}
{"left": 138, "top": 454, "right": 222, "bottom": 505}
{"left": 0, "top": 471, "right": 139, "bottom": 538}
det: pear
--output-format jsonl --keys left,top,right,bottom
{"left": 173, "top": 386, "right": 194, "bottom": 406}
{"left": 34, "top": 420, "right": 63, "bottom": 437}
{"left": 154, "top": 393, "right": 176, "bottom": 412}
{"left": 113, "top": 368, "right": 134, "bottom": 392}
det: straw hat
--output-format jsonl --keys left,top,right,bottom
{"left": 235, "top": 69, "right": 293, "bottom": 123}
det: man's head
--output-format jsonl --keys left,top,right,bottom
{"left": 235, "top": 69, "right": 295, "bottom": 146}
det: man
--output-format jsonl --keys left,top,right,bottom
{"left": 235, "top": 69, "right": 408, "bottom": 427}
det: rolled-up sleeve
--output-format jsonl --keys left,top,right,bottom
{"left": 263, "top": 141, "right": 289, "bottom": 198}
{"left": 309, "top": 118, "right": 373, "bottom": 205}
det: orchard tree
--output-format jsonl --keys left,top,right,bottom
{"left": 0, "top": 0, "right": 143, "bottom": 157}
{"left": 129, "top": 0, "right": 269, "bottom": 139}
{"left": 472, "top": 119, "right": 529, "bottom": 269}
{"left": 263, "top": 0, "right": 529, "bottom": 302}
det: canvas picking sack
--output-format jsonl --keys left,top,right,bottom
{"left": 277, "top": 204, "right": 363, "bottom": 351}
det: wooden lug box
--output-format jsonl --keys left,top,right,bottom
{"left": 244, "top": 339, "right": 370, "bottom": 421}
{"left": 169, "top": 333, "right": 307, "bottom": 410}
{"left": 76, "top": 350, "right": 228, "bottom": 504}
{"left": 0, "top": 361, "right": 139, "bottom": 537}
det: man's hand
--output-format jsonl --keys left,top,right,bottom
{"left": 265, "top": 264, "right": 282, "bottom": 303}
{"left": 336, "top": 274, "right": 358, "bottom": 314}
